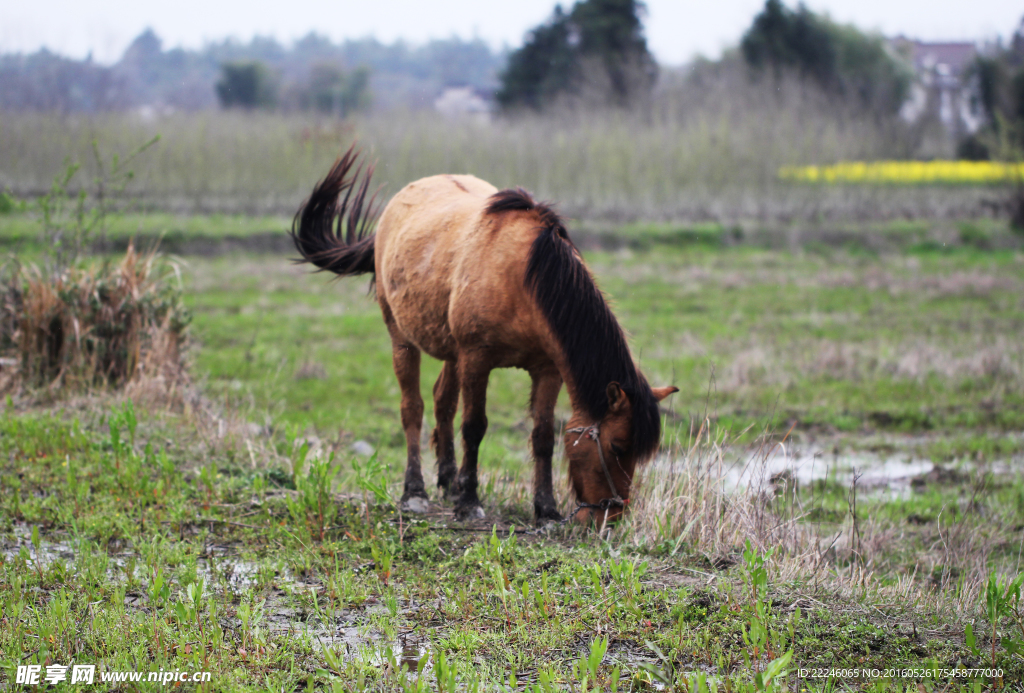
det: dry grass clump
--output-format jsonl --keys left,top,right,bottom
{"left": 0, "top": 244, "right": 190, "bottom": 395}
{"left": 620, "top": 420, "right": 814, "bottom": 561}
{"left": 613, "top": 418, "right": 1020, "bottom": 620}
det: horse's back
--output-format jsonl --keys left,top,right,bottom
{"left": 375, "top": 174, "right": 495, "bottom": 261}
{"left": 375, "top": 174, "right": 552, "bottom": 366}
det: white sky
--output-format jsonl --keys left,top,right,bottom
{"left": 1, "top": 0, "right": 1020, "bottom": 66}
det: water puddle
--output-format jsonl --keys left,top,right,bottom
{"left": 0, "top": 524, "right": 413, "bottom": 659}
{"left": 390, "top": 637, "right": 432, "bottom": 674}
{"left": 668, "top": 437, "right": 1024, "bottom": 498}
{"left": 726, "top": 445, "right": 937, "bottom": 498}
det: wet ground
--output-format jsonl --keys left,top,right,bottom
{"left": 709, "top": 434, "right": 1024, "bottom": 498}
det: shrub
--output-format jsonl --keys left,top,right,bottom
{"left": 215, "top": 61, "right": 277, "bottom": 110}
{"left": 0, "top": 244, "right": 190, "bottom": 392}
{"left": 0, "top": 139, "right": 188, "bottom": 395}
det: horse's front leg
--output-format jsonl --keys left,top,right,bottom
{"left": 453, "top": 356, "right": 490, "bottom": 521}
{"left": 530, "top": 367, "right": 564, "bottom": 524}
{"left": 391, "top": 340, "right": 429, "bottom": 512}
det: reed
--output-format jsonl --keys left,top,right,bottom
{"left": 0, "top": 244, "right": 189, "bottom": 394}
{"left": 619, "top": 419, "right": 814, "bottom": 559}
{"left": 0, "top": 78, "right": 992, "bottom": 222}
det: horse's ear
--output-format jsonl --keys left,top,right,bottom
{"left": 606, "top": 382, "right": 625, "bottom": 413}
{"left": 651, "top": 386, "right": 679, "bottom": 402}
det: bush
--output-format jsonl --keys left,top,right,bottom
{"left": 0, "top": 139, "right": 188, "bottom": 396}
{"left": 0, "top": 245, "right": 190, "bottom": 392}
{"left": 215, "top": 61, "right": 277, "bottom": 110}
{"left": 0, "top": 190, "right": 17, "bottom": 214}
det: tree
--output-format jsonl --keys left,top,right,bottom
{"left": 301, "top": 64, "right": 371, "bottom": 117}
{"left": 973, "top": 43, "right": 1024, "bottom": 145}
{"left": 741, "top": 0, "right": 835, "bottom": 85}
{"left": 0, "top": 49, "right": 128, "bottom": 112}
{"left": 496, "top": 0, "right": 657, "bottom": 110}
{"left": 496, "top": 6, "right": 575, "bottom": 110}
{"left": 215, "top": 61, "right": 277, "bottom": 110}
{"left": 966, "top": 17, "right": 1024, "bottom": 229}
{"left": 740, "top": 0, "right": 910, "bottom": 114}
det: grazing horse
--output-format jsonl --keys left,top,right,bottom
{"left": 292, "top": 148, "right": 677, "bottom": 524}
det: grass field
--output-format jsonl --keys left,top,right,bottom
{"left": 2, "top": 399, "right": 1023, "bottom": 692}
{"left": 180, "top": 234, "right": 1024, "bottom": 442}
{"left": 1, "top": 97, "right": 1023, "bottom": 688}
{"left": 2, "top": 207, "right": 1024, "bottom": 690}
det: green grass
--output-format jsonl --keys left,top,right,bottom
{"left": 0, "top": 210, "right": 292, "bottom": 256}
{"left": 3, "top": 210, "right": 1024, "bottom": 690}
{"left": 180, "top": 241, "right": 1024, "bottom": 459}
{"left": 1, "top": 407, "right": 1021, "bottom": 691}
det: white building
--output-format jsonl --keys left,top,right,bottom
{"left": 433, "top": 86, "right": 492, "bottom": 122}
{"left": 892, "top": 38, "right": 982, "bottom": 138}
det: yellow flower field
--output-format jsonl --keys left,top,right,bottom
{"left": 779, "top": 160, "right": 1024, "bottom": 184}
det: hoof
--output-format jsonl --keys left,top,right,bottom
{"left": 401, "top": 496, "right": 430, "bottom": 514}
{"left": 534, "top": 497, "right": 563, "bottom": 525}
{"left": 534, "top": 509, "right": 564, "bottom": 526}
{"left": 454, "top": 504, "right": 485, "bottom": 522}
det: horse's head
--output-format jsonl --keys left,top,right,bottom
{"left": 565, "top": 382, "right": 678, "bottom": 525}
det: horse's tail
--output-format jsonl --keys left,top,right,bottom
{"left": 291, "top": 146, "right": 380, "bottom": 276}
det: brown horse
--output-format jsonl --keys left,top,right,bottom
{"left": 292, "top": 148, "right": 677, "bottom": 524}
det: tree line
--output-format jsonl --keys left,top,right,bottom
{"left": 3, "top": 0, "right": 1022, "bottom": 158}
{"left": 0, "top": 30, "right": 501, "bottom": 114}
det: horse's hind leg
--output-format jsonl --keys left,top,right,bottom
{"left": 530, "top": 367, "right": 564, "bottom": 524}
{"left": 391, "top": 340, "right": 429, "bottom": 512}
{"left": 453, "top": 355, "right": 489, "bottom": 521}
{"left": 430, "top": 360, "right": 459, "bottom": 496}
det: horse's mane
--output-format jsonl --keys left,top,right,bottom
{"left": 486, "top": 189, "right": 661, "bottom": 463}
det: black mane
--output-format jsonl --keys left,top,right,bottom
{"left": 486, "top": 189, "right": 662, "bottom": 463}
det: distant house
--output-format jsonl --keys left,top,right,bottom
{"left": 891, "top": 37, "right": 982, "bottom": 138}
{"left": 433, "top": 86, "right": 492, "bottom": 121}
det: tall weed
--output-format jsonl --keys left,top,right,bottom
{"left": 0, "top": 83, "right": 986, "bottom": 222}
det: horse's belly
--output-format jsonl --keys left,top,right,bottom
{"left": 393, "top": 305, "right": 457, "bottom": 361}
{"left": 381, "top": 273, "right": 459, "bottom": 361}
{"left": 385, "top": 277, "right": 547, "bottom": 368}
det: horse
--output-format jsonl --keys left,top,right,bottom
{"left": 291, "top": 147, "right": 677, "bottom": 525}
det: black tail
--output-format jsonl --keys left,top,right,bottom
{"left": 291, "top": 146, "right": 380, "bottom": 276}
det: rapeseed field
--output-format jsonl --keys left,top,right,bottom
{"left": 780, "top": 160, "right": 1024, "bottom": 184}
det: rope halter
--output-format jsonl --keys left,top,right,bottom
{"left": 565, "top": 423, "right": 626, "bottom": 519}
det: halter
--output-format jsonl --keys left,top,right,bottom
{"left": 565, "top": 423, "right": 626, "bottom": 520}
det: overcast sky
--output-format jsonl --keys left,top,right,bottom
{"left": 1, "top": 0, "right": 1021, "bottom": 66}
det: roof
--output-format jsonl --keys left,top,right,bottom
{"left": 892, "top": 38, "right": 977, "bottom": 78}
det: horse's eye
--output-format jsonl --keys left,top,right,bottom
{"left": 610, "top": 443, "right": 625, "bottom": 456}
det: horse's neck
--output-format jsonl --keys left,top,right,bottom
{"left": 556, "top": 356, "right": 620, "bottom": 428}
{"left": 562, "top": 386, "right": 594, "bottom": 426}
